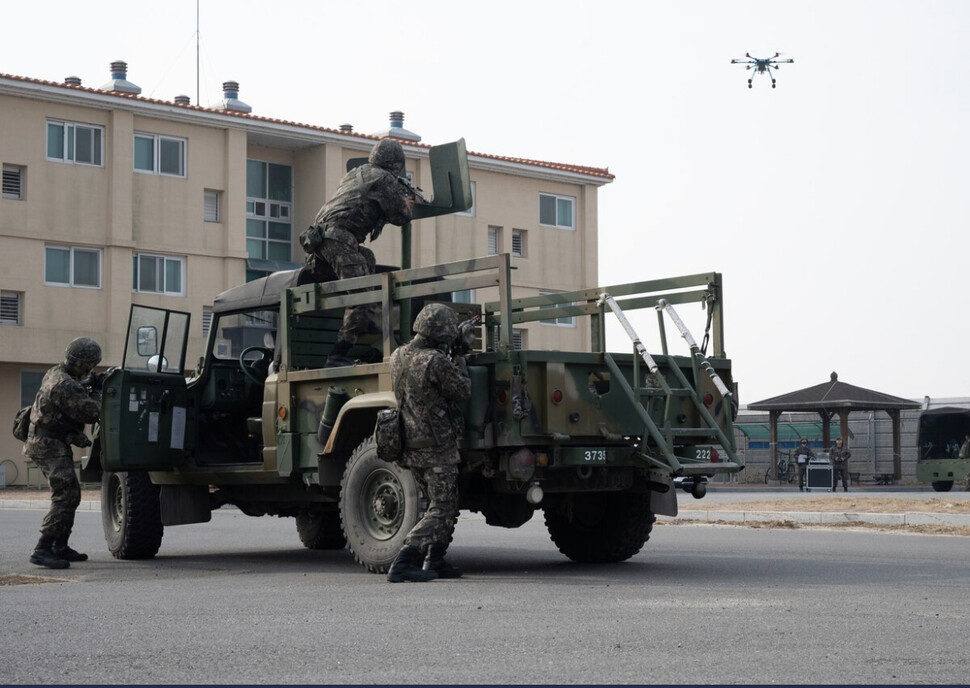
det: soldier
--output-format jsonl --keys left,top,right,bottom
{"left": 299, "top": 138, "right": 416, "bottom": 368}
{"left": 23, "top": 337, "right": 103, "bottom": 569}
{"left": 386, "top": 303, "right": 473, "bottom": 583}
{"left": 830, "top": 436, "right": 852, "bottom": 492}
{"left": 794, "top": 438, "right": 814, "bottom": 491}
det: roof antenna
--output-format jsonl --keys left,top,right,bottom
{"left": 195, "top": 0, "right": 200, "bottom": 105}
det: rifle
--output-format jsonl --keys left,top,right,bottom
{"left": 398, "top": 176, "right": 430, "bottom": 205}
{"left": 452, "top": 315, "right": 482, "bottom": 357}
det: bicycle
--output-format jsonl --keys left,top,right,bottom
{"left": 764, "top": 454, "right": 797, "bottom": 484}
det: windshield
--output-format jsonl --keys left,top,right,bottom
{"left": 211, "top": 309, "right": 279, "bottom": 360}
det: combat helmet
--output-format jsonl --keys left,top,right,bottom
{"left": 368, "top": 138, "right": 406, "bottom": 174}
{"left": 65, "top": 337, "right": 102, "bottom": 371}
{"left": 413, "top": 303, "right": 458, "bottom": 344}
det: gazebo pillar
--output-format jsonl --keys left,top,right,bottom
{"left": 769, "top": 410, "right": 781, "bottom": 481}
{"left": 819, "top": 411, "right": 831, "bottom": 450}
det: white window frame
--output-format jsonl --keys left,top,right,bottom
{"left": 134, "top": 133, "right": 187, "bottom": 177}
{"left": 539, "top": 291, "right": 576, "bottom": 327}
{"left": 46, "top": 120, "right": 103, "bottom": 166}
{"left": 246, "top": 160, "right": 293, "bottom": 266}
{"left": 539, "top": 193, "right": 575, "bottom": 230}
{"left": 456, "top": 180, "right": 476, "bottom": 216}
{"left": 132, "top": 253, "right": 186, "bottom": 296}
{"left": 1, "top": 290, "right": 22, "bottom": 325}
{"left": 2, "top": 164, "right": 24, "bottom": 199}
{"left": 512, "top": 328, "right": 527, "bottom": 350}
{"left": 512, "top": 229, "right": 526, "bottom": 258}
{"left": 451, "top": 289, "right": 475, "bottom": 304}
{"left": 204, "top": 189, "right": 221, "bottom": 222}
{"left": 44, "top": 246, "right": 102, "bottom": 289}
{"left": 487, "top": 226, "right": 501, "bottom": 255}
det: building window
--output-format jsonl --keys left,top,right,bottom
{"left": 487, "top": 226, "right": 501, "bottom": 255}
{"left": 133, "top": 254, "right": 185, "bottom": 295}
{"left": 246, "top": 160, "right": 293, "bottom": 271}
{"left": 540, "top": 291, "right": 575, "bottom": 327}
{"left": 202, "top": 306, "right": 213, "bottom": 339}
{"left": 512, "top": 328, "right": 527, "bottom": 350}
{"left": 46, "top": 120, "right": 103, "bottom": 166}
{"left": 452, "top": 289, "right": 474, "bottom": 304}
{"left": 456, "top": 180, "right": 476, "bottom": 216}
{"left": 512, "top": 229, "right": 526, "bottom": 258}
{"left": 1, "top": 291, "right": 22, "bottom": 325}
{"left": 204, "top": 190, "right": 221, "bottom": 222}
{"left": 2, "top": 165, "right": 24, "bottom": 199}
{"left": 21, "top": 371, "right": 45, "bottom": 407}
{"left": 45, "top": 246, "right": 102, "bottom": 288}
{"left": 134, "top": 133, "right": 186, "bottom": 177}
{"left": 539, "top": 193, "right": 574, "bottom": 229}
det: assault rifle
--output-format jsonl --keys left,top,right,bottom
{"left": 397, "top": 176, "right": 430, "bottom": 205}
{"left": 452, "top": 315, "right": 482, "bottom": 357}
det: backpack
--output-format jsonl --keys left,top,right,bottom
{"left": 374, "top": 408, "right": 404, "bottom": 464}
{"left": 12, "top": 405, "right": 31, "bottom": 442}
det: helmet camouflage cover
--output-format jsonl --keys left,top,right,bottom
{"left": 413, "top": 303, "right": 458, "bottom": 344}
{"left": 65, "top": 337, "right": 102, "bottom": 369}
{"left": 368, "top": 138, "right": 406, "bottom": 174}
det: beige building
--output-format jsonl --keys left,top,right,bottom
{"left": 0, "top": 61, "right": 613, "bottom": 486}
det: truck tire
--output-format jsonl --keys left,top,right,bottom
{"left": 340, "top": 436, "right": 424, "bottom": 573}
{"left": 931, "top": 480, "right": 954, "bottom": 492}
{"left": 543, "top": 492, "right": 655, "bottom": 563}
{"left": 101, "top": 471, "right": 164, "bottom": 560}
{"left": 296, "top": 508, "right": 346, "bottom": 550}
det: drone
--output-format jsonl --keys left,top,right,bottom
{"left": 731, "top": 52, "right": 794, "bottom": 88}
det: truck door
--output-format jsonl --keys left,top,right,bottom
{"left": 99, "top": 305, "right": 195, "bottom": 472}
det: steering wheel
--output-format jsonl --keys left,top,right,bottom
{"left": 238, "top": 346, "right": 274, "bottom": 386}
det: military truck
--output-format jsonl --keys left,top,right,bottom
{"left": 84, "top": 141, "right": 743, "bottom": 571}
{"left": 915, "top": 405, "right": 970, "bottom": 492}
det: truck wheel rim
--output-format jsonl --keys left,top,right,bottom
{"left": 361, "top": 468, "right": 405, "bottom": 540}
{"left": 108, "top": 474, "right": 124, "bottom": 533}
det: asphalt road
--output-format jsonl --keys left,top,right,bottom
{"left": 3, "top": 506, "right": 969, "bottom": 685}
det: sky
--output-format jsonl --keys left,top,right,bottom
{"left": 3, "top": 0, "right": 969, "bottom": 404}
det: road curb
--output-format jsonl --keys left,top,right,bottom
{"left": 664, "top": 509, "right": 970, "bottom": 528}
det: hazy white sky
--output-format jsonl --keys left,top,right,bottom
{"left": 4, "top": 0, "right": 968, "bottom": 403}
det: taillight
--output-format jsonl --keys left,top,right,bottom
{"left": 703, "top": 393, "right": 714, "bottom": 406}
{"left": 711, "top": 449, "right": 720, "bottom": 463}
{"left": 551, "top": 389, "right": 563, "bottom": 404}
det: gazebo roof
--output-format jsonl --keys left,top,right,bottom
{"left": 747, "top": 372, "right": 921, "bottom": 413}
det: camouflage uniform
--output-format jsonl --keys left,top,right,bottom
{"left": 829, "top": 439, "right": 851, "bottom": 491}
{"left": 387, "top": 304, "right": 470, "bottom": 582}
{"left": 23, "top": 338, "right": 101, "bottom": 568}
{"left": 299, "top": 139, "right": 413, "bottom": 355}
{"left": 794, "top": 440, "right": 814, "bottom": 490}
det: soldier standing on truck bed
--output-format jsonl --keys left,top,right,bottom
{"left": 387, "top": 303, "right": 473, "bottom": 582}
{"left": 299, "top": 138, "right": 416, "bottom": 368}
{"left": 23, "top": 337, "right": 103, "bottom": 569}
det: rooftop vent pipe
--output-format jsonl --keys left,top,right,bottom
{"left": 64, "top": 76, "right": 82, "bottom": 87}
{"left": 211, "top": 80, "right": 252, "bottom": 113}
{"left": 100, "top": 60, "right": 141, "bottom": 95}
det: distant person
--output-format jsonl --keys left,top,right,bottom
{"left": 794, "top": 439, "right": 814, "bottom": 492}
{"left": 22, "top": 338, "right": 103, "bottom": 569}
{"left": 830, "top": 437, "right": 852, "bottom": 492}
{"left": 298, "top": 138, "right": 416, "bottom": 368}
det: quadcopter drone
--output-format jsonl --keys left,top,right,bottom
{"left": 731, "top": 52, "right": 794, "bottom": 88}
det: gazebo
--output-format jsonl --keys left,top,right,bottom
{"left": 747, "top": 372, "right": 921, "bottom": 481}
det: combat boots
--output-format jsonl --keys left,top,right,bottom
{"left": 53, "top": 538, "right": 88, "bottom": 562}
{"left": 29, "top": 536, "right": 70, "bottom": 569}
{"left": 387, "top": 546, "right": 438, "bottom": 583}
{"left": 426, "top": 543, "right": 463, "bottom": 579}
